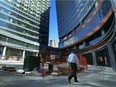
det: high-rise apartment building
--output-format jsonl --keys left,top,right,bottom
{"left": 0, "top": 0, "right": 50, "bottom": 61}
{"left": 56, "top": 0, "right": 116, "bottom": 70}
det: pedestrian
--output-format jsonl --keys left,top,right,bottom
{"left": 67, "top": 49, "right": 80, "bottom": 84}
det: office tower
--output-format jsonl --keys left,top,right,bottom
{"left": 0, "top": 0, "right": 50, "bottom": 61}
{"left": 56, "top": 0, "right": 116, "bottom": 70}
{"left": 50, "top": 40, "right": 58, "bottom": 48}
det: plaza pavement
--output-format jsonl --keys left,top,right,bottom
{"left": 0, "top": 61, "right": 116, "bottom": 87}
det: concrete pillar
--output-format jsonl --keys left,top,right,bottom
{"left": 1, "top": 47, "right": 6, "bottom": 60}
{"left": 92, "top": 50, "right": 97, "bottom": 67}
{"left": 22, "top": 50, "right": 25, "bottom": 61}
{"left": 107, "top": 43, "right": 116, "bottom": 71}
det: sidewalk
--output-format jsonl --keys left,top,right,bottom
{"left": 0, "top": 66, "right": 116, "bottom": 87}
{"left": 0, "top": 60, "right": 23, "bottom": 65}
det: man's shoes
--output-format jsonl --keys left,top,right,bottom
{"left": 68, "top": 78, "right": 71, "bottom": 84}
{"left": 69, "top": 79, "right": 71, "bottom": 84}
{"left": 75, "top": 80, "right": 79, "bottom": 82}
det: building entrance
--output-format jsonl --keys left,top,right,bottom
{"left": 96, "top": 48, "right": 111, "bottom": 67}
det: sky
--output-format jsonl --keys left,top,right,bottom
{"left": 49, "top": 0, "right": 59, "bottom": 42}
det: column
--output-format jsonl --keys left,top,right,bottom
{"left": 22, "top": 50, "right": 25, "bottom": 61}
{"left": 1, "top": 47, "right": 6, "bottom": 60}
{"left": 107, "top": 43, "right": 116, "bottom": 71}
{"left": 92, "top": 50, "right": 97, "bottom": 67}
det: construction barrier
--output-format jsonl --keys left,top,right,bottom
{"left": 78, "top": 55, "right": 88, "bottom": 72}
{"left": 41, "top": 55, "right": 88, "bottom": 77}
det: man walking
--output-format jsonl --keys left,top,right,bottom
{"left": 67, "top": 49, "right": 80, "bottom": 84}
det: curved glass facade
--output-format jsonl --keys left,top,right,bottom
{"left": 56, "top": 0, "right": 116, "bottom": 70}
{"left": 56, "top": 0, "right": 113, "bottom": 48}
{"left": 57, "top": 0, "right": 94, "bottom": 37}
{"left": 0, "top": 0, "right": 50, "bottom": 60}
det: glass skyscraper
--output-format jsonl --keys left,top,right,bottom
{"left": 0, "top": 0, "right": 50, "bottom": 61}
{"left": 56, "top": 0, "right": 116, "bottom": 70}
